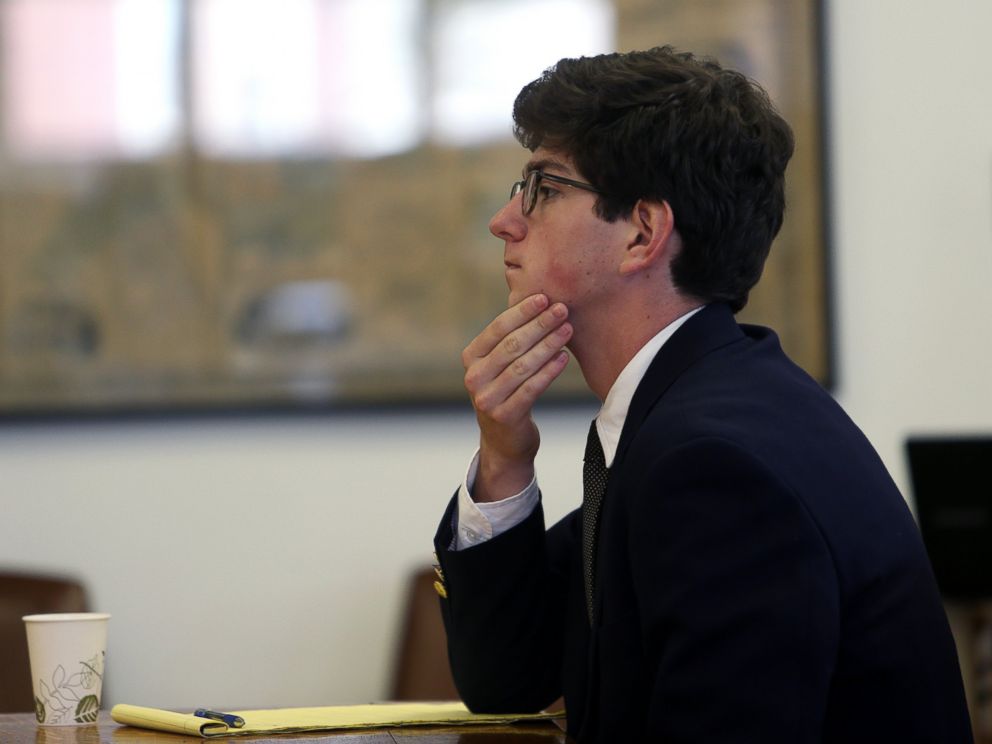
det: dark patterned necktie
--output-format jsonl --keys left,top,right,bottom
{"left": 582, "top": 419, "right": 609, "bottom": 624}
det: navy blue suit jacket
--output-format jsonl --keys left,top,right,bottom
{"left": 434, "top": 303, "right": 972, "bottom": 742}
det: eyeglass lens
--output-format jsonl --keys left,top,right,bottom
{"left": 508, "top": 171, "right": 540, "bottom": 216}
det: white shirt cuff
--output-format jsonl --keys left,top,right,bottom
{"left": 454, "top": 449, "right": 540, "bottom": 550}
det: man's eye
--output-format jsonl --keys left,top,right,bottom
{"left": 537, "top": 186, "right": 558, "bottom": 200}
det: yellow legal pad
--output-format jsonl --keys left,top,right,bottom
{"left": 111, "top": 702, "right": 564, "bottom": 738}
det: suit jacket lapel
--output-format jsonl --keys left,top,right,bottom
{"left": 613, "top": 303, "right": 745, "bottom": 469}
{"left": 586, "top": 304, "right": 745, "bottom": 628}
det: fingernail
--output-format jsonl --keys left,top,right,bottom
{"left": 552, "top": 303, "right": 567, "bottom": 318}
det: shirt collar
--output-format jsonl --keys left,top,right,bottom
{"left": 596, "top": 306, "right": 704, "bottom": 467}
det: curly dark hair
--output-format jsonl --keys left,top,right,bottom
{"left": 512, "top": 46, "right": 795, "bottom": 312}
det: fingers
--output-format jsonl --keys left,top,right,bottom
{"left": 463, "top": 293, "right": 572, "bottom": 423}
{"left": 463, "top": 294, "right": 556, "bottom": 364}
{"left": 463, "top": 295, "right": 569, "bottom": 370}
{"left": 481, "top": 346, "right": 570, "bottom": 425}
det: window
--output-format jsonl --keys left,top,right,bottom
{"left": 431, "top": 0, "right": 614, "bottom": 145}
{"left": 2, "top": 0, "right": 614, "bottom": 160}
{"left": 1, "top": 0, "right": 179, "bottom": 159}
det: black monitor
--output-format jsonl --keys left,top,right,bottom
{"left": 907, "top": 436, "right": 992, "bottom": 600}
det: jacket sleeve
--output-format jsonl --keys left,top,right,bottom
{"left": 433, "top": 491, "right": 577, "bottom": 713}
{"left": 627, "top": 437, "right": 839, "bottom": 742}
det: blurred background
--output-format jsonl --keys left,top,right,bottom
{"left": 0, "top": 0, "right": 826, "bottom": 411}
{"left": 1, "top": 0, "right": 991, "bottom": 730}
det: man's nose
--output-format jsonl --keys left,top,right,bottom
{"left": 489, "top": 197, "right": 526, "bottom": 242}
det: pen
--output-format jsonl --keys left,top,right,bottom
{"left": 193, "top": 709, "right": 245, "bottom": 728}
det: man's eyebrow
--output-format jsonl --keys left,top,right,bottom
{"left": 522, "top": 158, "right": 572, "bottom": 178}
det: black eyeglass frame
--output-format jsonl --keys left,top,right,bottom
{"left": 509, "top": 170, "right": 604, "bottom": 216}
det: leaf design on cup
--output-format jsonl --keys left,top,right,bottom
{"left": 79, "top": 654, "right": 103, "bottom": 689}
{"left": 56, "top": 682, "right": 80, "bottom": 703}
{"left": 75, "top": 695, "right": 100, "bottom": 724}
{"left": 36, "top": 656, "right": 104, "bottom": 723}
{"left": 38, "top": 678, "right": 71, "bottom": 723}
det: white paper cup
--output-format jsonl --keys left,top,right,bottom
{"left": 23, "top": 613, "right": 110, "bottom": 726}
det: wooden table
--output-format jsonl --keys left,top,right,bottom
{"left": 0, "top": 711, "right": 572, "bottom": 743}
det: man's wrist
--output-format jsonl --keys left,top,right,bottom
{"left": 473, "top": 452, "right": 535, "bottom": 503}
{"left": 456, "top": 451, "right": 540, "bottom": 550}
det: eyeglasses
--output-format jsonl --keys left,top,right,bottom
{"left": 509, "top": 170, "right": 603, "bottom": 216}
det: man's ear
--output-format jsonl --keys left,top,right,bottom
{"left": 618, "top": 199, "right": 677, "bottom": 276}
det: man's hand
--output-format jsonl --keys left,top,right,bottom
{"left": 462, "top": 294, "right": 573, "bottom": 503}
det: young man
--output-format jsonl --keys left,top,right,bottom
{"left": 433, "top": 47, "right": 972, "bottom": 742}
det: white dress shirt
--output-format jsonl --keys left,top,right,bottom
{"left": 454, "top": 306, "right": 703, "bottom": 550}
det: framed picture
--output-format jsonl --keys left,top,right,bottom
{"left": 618, "top": 0, "right": 832, "bottom": 388}
{"left": 0, "top": 0, "right": 828, "bottom": 415}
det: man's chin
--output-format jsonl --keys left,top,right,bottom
{"left": 508, "top": 287, "right": 551, "bottom": 308}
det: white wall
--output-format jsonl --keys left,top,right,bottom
{"left": 2, "top": 0, "right": 991, "bottom": 712}
{"left": 827, "top": 0, "right": 992, "bottom": 471}
{"left": 0, "top": 409, "right": 594, "bottom": 709}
